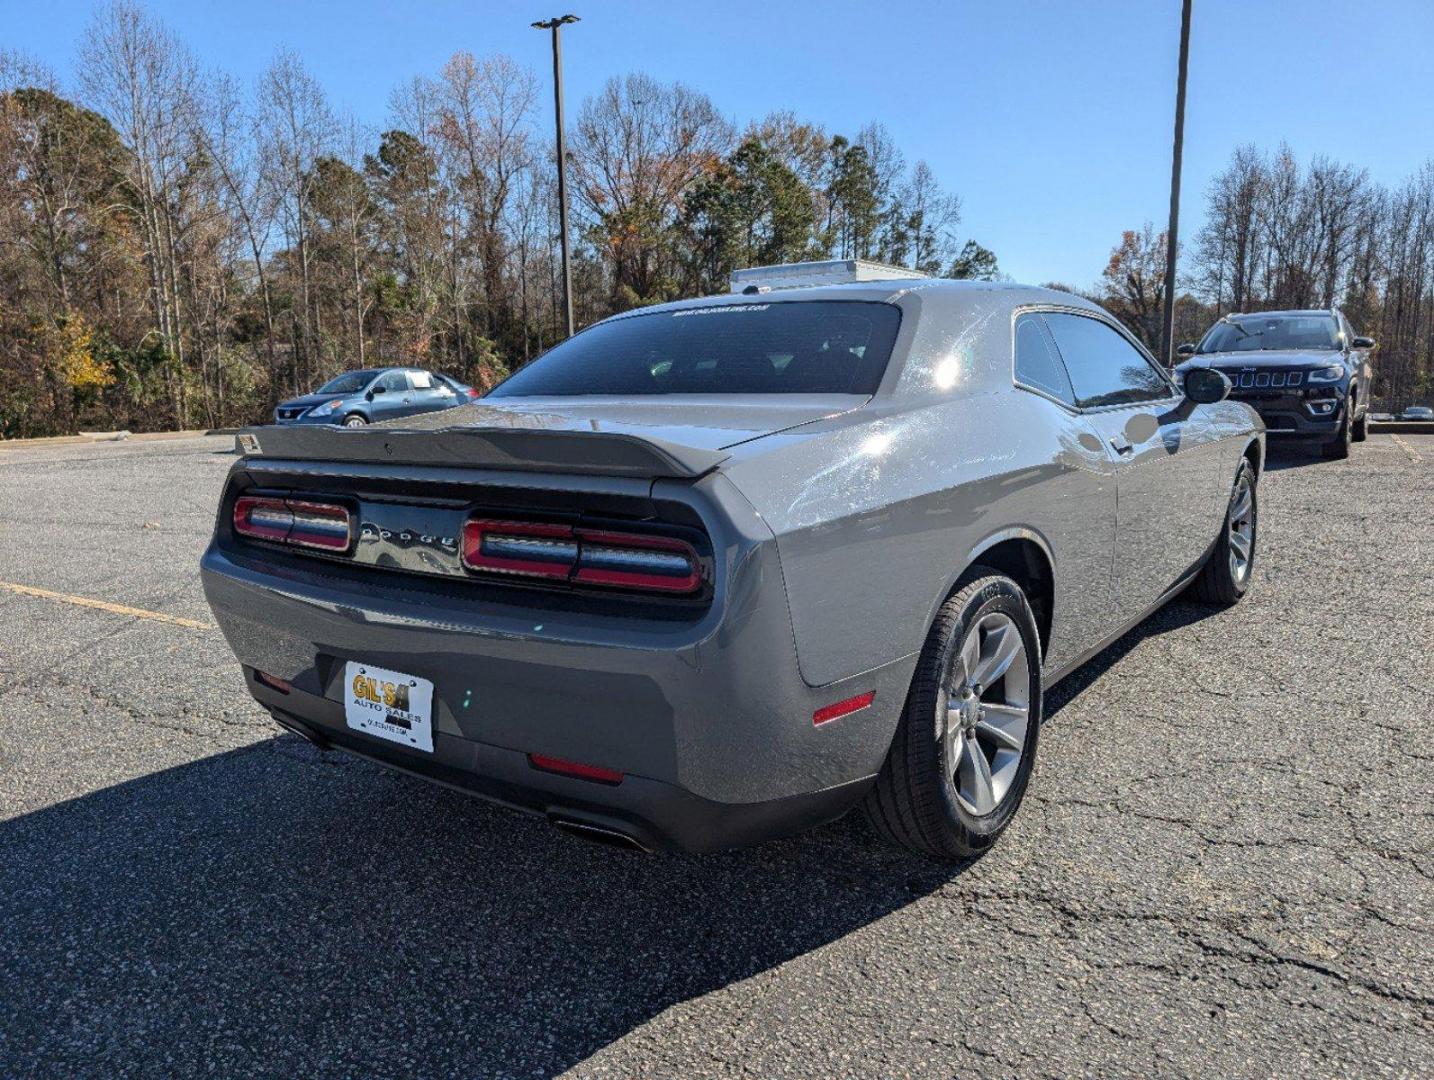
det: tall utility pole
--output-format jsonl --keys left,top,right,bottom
{"left": 533, "top": 14, "right": 579, "bottom": 339}
{"left": 1161, "top": 0, "right": 1192, "bottom": 366}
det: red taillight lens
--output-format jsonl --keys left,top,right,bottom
{"left": 465, "top": 388, "right": 481, "bottom": 399}
{"left": 233, "top": 495, "right": 292, "bottom": 542}
{"left": 460, "top": 519, "right": 700, "bottom": 594}
{"left": 528, "top": 753, "right": 624, "bottom": 785}
{"left": 286, "top": 500, "right": 354, "bottom": 551}
{"left": 461, "top": 519, "right": 579, "bottom": 579}
{"left": 233, "top": 495, "right": 353, "bottom": 553}
{"left": 572, "top": 529, "right": 702, "bottom": 593}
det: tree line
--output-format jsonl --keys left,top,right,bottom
{"left": 3, "top": 3, "right": 1430, "bottom": 438}
{"left": 0, "top": 2, "right": 996, "bottom": 438}
{"left": 1088, "top": 145, "right": 1434, "bottom": 409}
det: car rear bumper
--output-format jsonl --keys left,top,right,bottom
{"left": 199, "top": 474, "right": 913, "bottom": 851}
{"left": 251, "top": 670, "right": 874, "bottom": 852}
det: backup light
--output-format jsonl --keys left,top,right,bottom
{"left": 461, "top": 518, "right": 701, "bottom": 594}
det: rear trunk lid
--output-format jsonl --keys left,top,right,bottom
{"left": 239, "top": 394, "right": 864, "bottom": 478}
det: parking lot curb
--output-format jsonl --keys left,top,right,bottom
{"left": 0, "top": 428, "right": 236, "bottom": 450}
{"left": 1369, "top": 420, "right": 1434, "bottom": 434}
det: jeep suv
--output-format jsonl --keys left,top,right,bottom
{"left": 1175, "top": 309, "right": 1374, "bottom": 458}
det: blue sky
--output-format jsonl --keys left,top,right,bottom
{"left": 7, "top": 0, "right": 1432, "bottom": 287}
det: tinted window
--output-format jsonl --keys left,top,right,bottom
{"left": 1043, "top": 313, "right": 1172, "bottom": 408}
{"left": 489, "top": 301, "right": 902, "bottom": 397}
{"left": 1198, "top": 314, "right": 1340, "bottom": 353}
{"left": 376, "top": 371, "right": 408, "bottom": 392}
{"left": 317, "top": 370, "right": 379, "bottom": 394}
{"left": 1014, "top": 313, "right": 1075, "bottom": 406}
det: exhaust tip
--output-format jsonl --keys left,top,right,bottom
{"left": 268, "top": 709, "right": 332, "bottom": 751}
{"left": 550, "top": 817, "right": 651, "bottom": 853}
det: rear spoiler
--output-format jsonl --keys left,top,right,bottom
{"left": 232, "top": 424, "right": 728, "bottom": 479}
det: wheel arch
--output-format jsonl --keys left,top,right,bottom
{"left": 947, "top": 528, "right": 1055, "bottom": 663}
{"left": 1242, "top": 437, "right": 1263, "bottom": 479}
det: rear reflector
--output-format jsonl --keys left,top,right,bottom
{"left": 233, "top": 495, "right": 353, "bottom": 553}
{"left": 462, "top": 518, "right": 700, "bottom": 594}
{"left": 254, "top": 670, "right": 292, "bottom": 694}
{"left": 528, "top": 753, "right": 625, "bottom": 785}
{"left": 813, "top": 690, "right": 875, "bottom": 726}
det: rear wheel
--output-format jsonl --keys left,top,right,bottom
{"left": 342, "top": 413, "right": 368, "bottom": 428}
{"left": 1190, "top": 460, "right": 1256, "bottom": 606}
{"left": 863, "top": 570, "right": 1042, "bottom": 861}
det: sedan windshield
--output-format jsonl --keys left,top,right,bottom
{"left": 316, "top": 370, "right": 380, "bottom": 394}
{"left": 1198, "top": 315, "right": 1340, "bottom": 354}
{"left": 488, "top": 301, "right": 903, "bottom": 397}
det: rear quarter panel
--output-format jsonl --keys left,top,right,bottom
{"left": 721, "top": 388, "right": 1118, "bottom": 686}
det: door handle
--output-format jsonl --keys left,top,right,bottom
{"left": 1109, "top": 436, "right": 1133, "bottom": 455}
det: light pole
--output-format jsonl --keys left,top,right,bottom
{"left": 1160, "top": 0, "right": 1192, "bottom": 366}
{"left": 533, "top": 14, "right": 579, "bottom": 339}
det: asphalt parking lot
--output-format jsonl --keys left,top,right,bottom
{"left": 1, "top": 431, "right": 1430, "bottom": 1078}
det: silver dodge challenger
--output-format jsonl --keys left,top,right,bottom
{"left": 202, "top": 263, "right": 1263, "bottom": 860}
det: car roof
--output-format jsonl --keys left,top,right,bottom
{"left": 1226, "top": 310, "right": 1336, "bottom": 320}
{"left": 599, "top": 277, "right": 1101, "bottom": 321}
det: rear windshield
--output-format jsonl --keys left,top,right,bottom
{"left": 488, "top": 301, "right": 903, "bottom": 397}
{"left": 1198, "top": 315, "right": 1340, "bottom": 353}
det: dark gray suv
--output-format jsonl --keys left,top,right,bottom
{"left": 1175, "top": 309, "right": 1374, "bottom": 458}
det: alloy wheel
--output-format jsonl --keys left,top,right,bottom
{"left": 1227, "top": 472, "right": 1255, "bottom": 584}
{"left": 943, "top": 612, "right": 1030, "bottom": 816}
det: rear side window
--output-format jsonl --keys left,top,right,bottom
{"left": 1014, "top": 313, "right": 1075, "bottom": 406}
{"left": 489, "top": 301, "right": 903, "bottom": 397}
{"left": 1042, "top": 313, "right": 1172, "bottom": 408}
{"left": 377, "top": 371, "right": 408, "bottom": 393}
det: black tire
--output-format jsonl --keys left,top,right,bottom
{"left": 863, "top": 569, "right": 1042, "bottom": 862}
{"left": 1352, "top": 408, "right": 1368, "bottom": 442}
{"left": 342, "top": 413, "right": 368, "bottom": 428}
{"left": 1321, "top": 401, "right": 1351, "bottom": 458}
{"left": 1190, "top": 459, "right": 1257, "bottom": 607}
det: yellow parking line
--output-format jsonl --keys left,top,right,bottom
{"left": 0, "top": 580, "right": 214, "bottom": 630}
{"left": 1391, "top": 434, "right": 1423, "bottom": 463}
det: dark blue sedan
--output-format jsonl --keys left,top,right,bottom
{"left": 273, "top": 367, "right": 480, "bottom": 427}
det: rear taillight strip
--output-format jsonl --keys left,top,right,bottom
{"left": 233, "top": 495, "right": 354, "bottom": 553}
{"left": 461, "top": 518, "right": 701, "bottom": 594}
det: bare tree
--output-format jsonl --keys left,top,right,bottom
{"left": 81, "top": 0, "right": 199, "bottom": 422}
{"left": 571, "top": 73, "right": 733, "bottom": 306}
{"left": 256, "top": 48, "right": 336, "bottom": 391}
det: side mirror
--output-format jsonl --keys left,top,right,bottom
{"left": 1183, "top": 368, "right": 1231, "bottom": 405}
{"left": 1351, "top": 335, "right": 1376, "bottom": 349}
{"left": 369, "top": 385, "right": 386, "bottom": 396}
{"left": 1176, "top": 343, "right": 1196, "bottom": 356}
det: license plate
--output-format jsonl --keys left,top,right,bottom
{"left": 343, "top": 661, "right": 434, "bottom": 753}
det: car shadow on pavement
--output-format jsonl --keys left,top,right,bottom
{"left": 0, "top": 738, "right": 963, "bottom": 1077}
{"left": 1261, "top": 441, "right": 1330, "bottom": 471}
{"left": 1044, "top": 598, "right": 1217, "bottom": 720}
